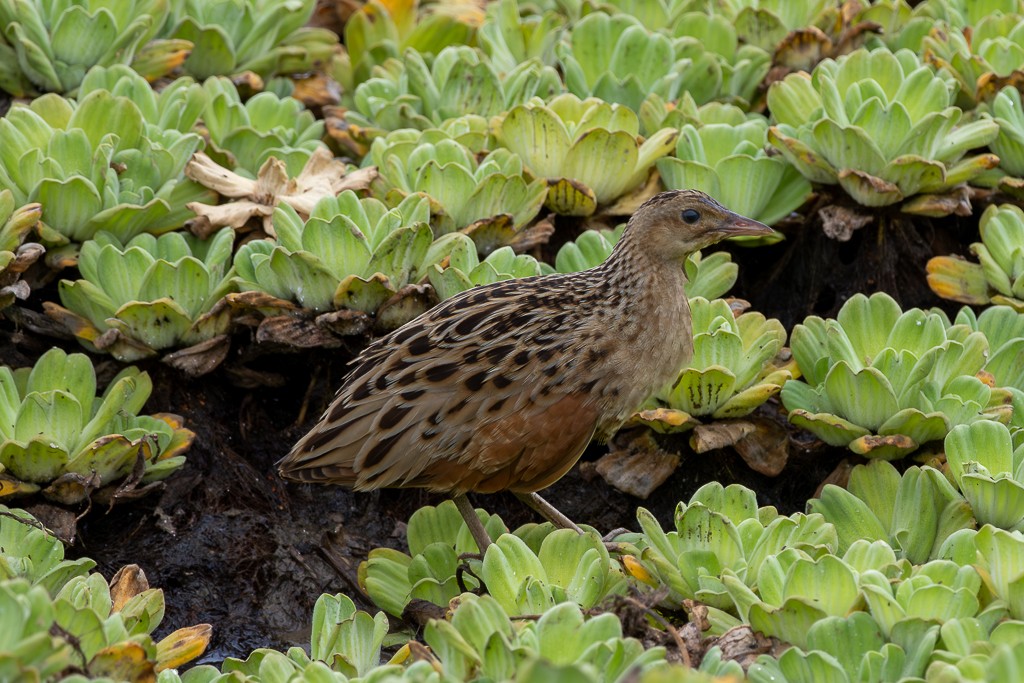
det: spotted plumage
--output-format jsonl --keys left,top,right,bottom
{"left": 279, "top": 190, "right": 772, "bottom": 548}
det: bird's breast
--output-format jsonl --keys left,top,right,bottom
{"left": 572, "top": 273, "right": 694, "bottom": 435}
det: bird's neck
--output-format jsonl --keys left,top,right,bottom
{"left": 600, "top": 227, "right": 690, "bottom": 293}
{"left": 594, "top": 227, "right": 693, "bottom": 350}
{"left": 581, "top": 230, "right": 695, "bottom": 432}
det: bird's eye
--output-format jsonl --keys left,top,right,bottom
{"left": 681, "top": 209, "right": 700, "bottom": 224}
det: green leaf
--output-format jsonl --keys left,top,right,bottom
{"left": 501, "top": 104, "right": 571, "bottom": 180}
{"left": 809, "top": 485, "right": 888, "bottom": 553}
{"left": 111, "top": 299, "right": 194, "bottom": 351}
{"left": 822, "top": 363, "right": 899, "bottom": 432}
{"left": 1, "top": 438, "right": 71, "bottom": 485}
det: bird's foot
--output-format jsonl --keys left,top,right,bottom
{"left": 602, "top": 527, "right": 632, "bottom": 543}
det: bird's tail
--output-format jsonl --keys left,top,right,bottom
{"left": 276, "top": 424, "right": 360, "bottom": 485}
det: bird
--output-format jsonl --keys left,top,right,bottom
{"left": 278, "top": 190, "right": 772, "bottom": 551}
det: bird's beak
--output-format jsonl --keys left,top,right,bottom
{"left": 718, "top": 212, "right": 774, "bottom": 237}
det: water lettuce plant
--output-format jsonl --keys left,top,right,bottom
{"left": 917, "top": 14, "right": 1024, "bottom": 106}
{"left": 45, "top": 230, "right": 236, "bottom": 367}
{"left": 625, "top": 483, "right": 836, "bottom": 616}
{"left": 162, "top": 0, "right": 337, "bottom": 80}
{"left": 0, "top": 348, "right": 193, "bottom": 504}
{"left": 346, "top": 45, "right": 561, "bottom": 140}
{"left": 202, "top": 77, "right": 326, "bottom": 178}
{"left": 767, "top": 48, "right": 999, "bottom": 213}
{"left": 332, "top": 0, "right": 478, "bottom": 96}
{"left": 0, "top": 90, "right": 208, "bottom": 245}
{"left": 982, "top": 85, "right": 1024, "bottom": 196}
{"left": 945, "top": 421, "right": 1024, "bottom": 532}
{"left": 479, "top": 0, "right": 563, "bottom": 72}
{"left": 809, "top": 459, "right": 975, "bottom": 562}
{"left": 554, "top": 12, "right": 698, "bottom": 111}
{"left": 946, "top": 305, "right": 1024, "bottom": 392}
{"left": 973, "top": 524, "right": 1024, "bottom": 619}
{"left": 496, "top": 94, "right": 678, "bottom": 216}
{"left": 359, "top": 500, "right": 509, "bottom": 617}
{"left": 0, "top": 0, "right": 178, "bottom": 96}
{"left": 1, "top": 513, "right": 210, "bottom": 682}
{"left": 233, "top": 192, "right": 450, "bottom": 330}
{"left": 1, "top": 505, "right": 94, "bottom": 588}
{"left": 368, "top": 125, "right": 548, "bottom": 243}
{"left": 668, "top": 10, "right": 772, "bottom": 106}
{"left": 422, "top": 595, "right": 667, "bottom": 683}
{"left": 174, "top": 592, "right": 397, "bottom": 681}
{"left": 428, "top": 235, "right": 543, "bottom": 301}
{"left": 639, "top": 298, "right": 792, "bottom": 434}
{"left": 781, "top": 292, "right": 1013, "bottom": 459}
{"left": 76, "top": 64, "right": 207, "bottom": 134}
{"left": 479, "top": 531, "right": 628, "bottom": 617}
{"left": 723, "top": 0, "right": 849, "bottom": 53}
{"left": 359, "top": 500, "right": 625, "bottom": 619}
{"left": 747, "top": 582, "right": 971, "bottom": 682}
{"left": 927, "top": 203, "right": 1024, "bottom": 310}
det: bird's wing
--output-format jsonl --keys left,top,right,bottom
{"left": 279, "top": 276, "right": 601, "bottom": 494}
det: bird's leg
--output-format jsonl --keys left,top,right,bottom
{"left": 514, "top": 492, "right": 585, "bottom": 534}
{"left": 452, "top": 494, "right": 493, "bottom": 553}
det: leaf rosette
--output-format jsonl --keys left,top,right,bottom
{"left": 45, "top": 230, "right": 236, "bottom": 365}
{"left": 162, "top": 0, "right": 338, "bottom": 80}
{"left": 974, "top": 524, "right": 1024, "bottom": 619}
{"left": 810, "top": 459, "right": 975, "bottom": 562}
{"left": 748, "top": 561, "right": 989, "bottom": 682}
{"left": 423, "top": 594, "right": 666, "bottom": 682}
{"left": 0, "top": 0, "right": 178, "bottom": 96}
{"left": 77, "top": 65, "right": 207, "bottom": 134}
{"left": 0, "top": 348, "right": 193, "bottom": 504}
{"left": 984, "top": 86, "right": 1024, "bottom": 197}
{"left": 0, "top": 505, "right": 94, "bottom": 589}
{"left": 781, "top": 292, "right": 1013, "bottom": 459}
{"left": 0, "top": 190, "right": 44, "bottom": 311}
{"left": 358, "top": 500, "right": 509, "bottom": 617}
{"left": 915, "top": 13, "right": 1024, "bottom": 107}
{"left": 202, "top": 77, "right": 326, "bottom": 178}
{"left": 346, "top": 46, "right": 562, "bottom": 141}
{"left": 367, "top": 125, "right": 548, "bottom": 243}
{"left": 626, "top": 483, "right": 836, "bottom": 617}
{"left": 0, "top": 89, "right": 210, "bottom": 246}
{"left": 945, "top": 421, "right": 1024, "bottom": 532}
{"left": 479, "top": 0, "right": 563, "bottom": 73}
{"left": 233, "top": 192, "right": 453, "bottom": 329}
{"left": 557, "top": 11, "right": 769, "bottom": 112}
{"left": 0, "top": 555, "right": 211, "bottom": 679}
{"left": 428, "top": 235, "right": 542, "bottom": 301}
{"left": 645, "top": 298, "right": 791, "bottom": 432}
{"left": 927, "top": 203, "right": 1024, "bottom": 310}
{"left": 496, "top": 94, "right": 678, "bottom": 216}
{"left": 332, "top": 0, "right": 478, "bottom": 96}
{"left": 946, "top": 305, "right": 1024, "bottom": 391}
{"left": 767, "top": 48, "right": 999, "bottom": 213}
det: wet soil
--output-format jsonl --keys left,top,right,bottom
{"left": 0, "top": 197, "right": 984, "bottom": 664}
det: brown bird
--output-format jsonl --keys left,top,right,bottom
{"left": 279, "top": 190, "right": 772, "bottom": 551}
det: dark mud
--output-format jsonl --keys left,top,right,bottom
{"left": 1, "top": 200, "right": 980, "bottom": 663}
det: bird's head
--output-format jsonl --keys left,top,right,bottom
{"left": 625, "top": 190, "right": 773, "bottom": 262}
